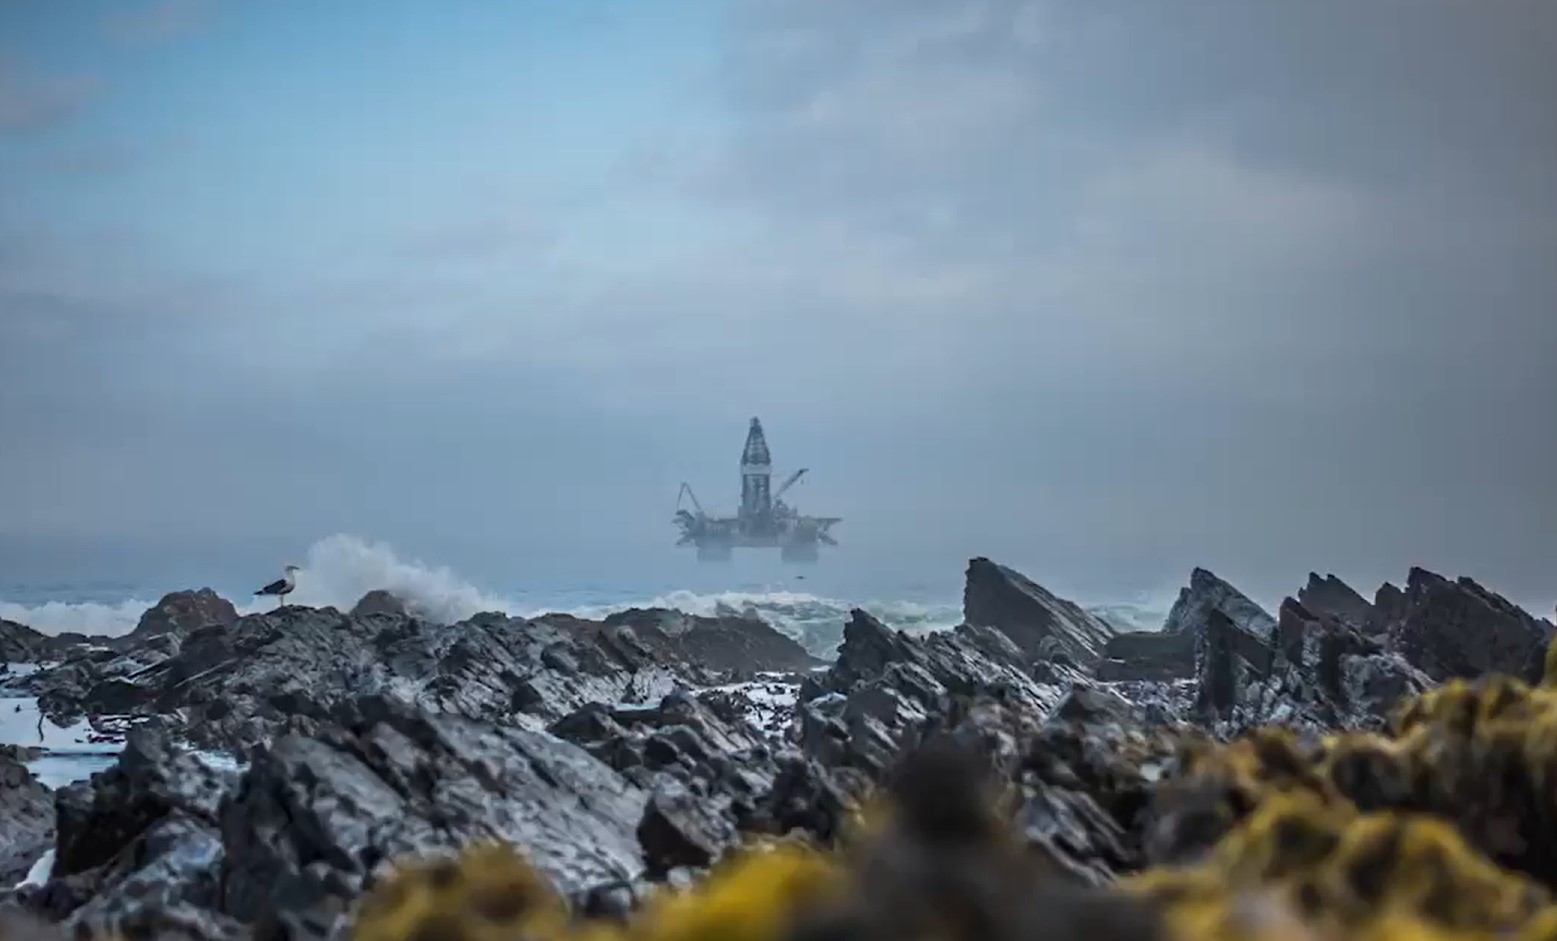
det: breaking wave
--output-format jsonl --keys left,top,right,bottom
{"left": 259, "top": 534, "right": 511, "bottom": 624}
{"left": 0, "top": 533, "right": 1166, "bottom": 657}
{"left": 0, "top": 597, "right": 154, "bottom": 637}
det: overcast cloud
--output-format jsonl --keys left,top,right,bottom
{"left": 0, "top": 0, "right": 1553, "bottom": 610}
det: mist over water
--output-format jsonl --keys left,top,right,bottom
{"left": 0, "top": 533, "right": 1178, "bottom": 657}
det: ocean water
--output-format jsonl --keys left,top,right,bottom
{"left": 0, "top": 534, "right": 1175, "bottom": 657}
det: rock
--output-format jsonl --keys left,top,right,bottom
{"left": 1297, "top": 573, "right": 1375, "bottom": 632}
{"left": 1182, "top": 595, "right": 1430, "bottom": 736}
{"left": 602, "top": 607, "right": 821, "bottom": 673}
{"left": 219, "top": 696, "right": 647, "bottom": 932}
{"left": 1378, "top": 567, "right": 1554, "bottom": 683}
{"left": 349, "top": 590, "right": 409, "bottom": 618}
{"left": 786, "top": 608, "right": 1099, "bottom": 854}
{"left": 31, "top": 606, "right": 725, "bottom": 752}
{"left": 1272, "top": 598, "right": 1429, "bottom": 720}
{"left": 23, "top": 698, "right": 649, "bottom": 940}
{"left": 0, "top": 619, "right": 55, "bottom": 665}
{"left": 637, "top": 778, "right": 736, "bottom": 876}
{"left": 1162, "top": 568, "right": 1276, "bottom": 642}
{"left": 0, "top": 745, "right": 53, "bottom": 888}
{"left": 1096, "top": 630, "right": 1197, "bottom": 681}
{"left": 962, "top": 558, "right": 1115, "bottom": 667}
{"left": 0, "top": 619, "right": 112, "bottom": 667}
{"left": 124, "top": 589, "right": 238, "bottom": 645}
{"left": 1193, "top": 609, "right": 1274, "bottom": 719}
{"left": 29, "top": 728, "right": 239, "bottom": 938}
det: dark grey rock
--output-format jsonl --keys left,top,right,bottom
{"left": 348, "top": 590, "right": 409, "bottom": 618}
{"left": 125, "top": 589, "right": 238, "bottom": 646}
{"left": 32, "top": 606, "right": 726, "bottom": 752}
{"left": 602, "top": 608, "right": 821, "bottom": 673}
{"left": 0, "top": 746, "right": 52, "bottom": 889}
{"left": 1097, "top": 630, "right": 1197, "bottom": 682}
{"left": 1377, "top": 567, "right": 1554, "bottom": 683}
{"left": 1162, "top": 568, "right": 1276, "bottom": 642}
{"left": 1297, "top": 573, "right": 1375, "bottom": 632}
{"left": 963, "top": 558, "right": 1116, "bottom": 667}
{"left": 637, "top": 777, "right": 735, "bottom": 876}
{"left": 219, "top": 695, "right": 647, "bottom": 930}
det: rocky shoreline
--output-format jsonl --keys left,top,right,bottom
{"left": 0, "top": 558, "right": 1552, "bottom": 941}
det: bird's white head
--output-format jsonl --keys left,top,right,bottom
{"left": 284, "top": 564, "right": 302, "bottom": 574}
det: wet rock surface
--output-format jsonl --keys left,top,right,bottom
{"left": 0, "top": 745, "right": 53, "bottom": 888}
{"left": 5, "top": 558, "right": 1556, "bottom": 941}
{"left": 22, "top": 604, "right": 818, "bottom": 752}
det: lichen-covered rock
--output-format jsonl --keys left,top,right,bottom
{"left": 18, "top": 565, "right": 1557, "bottom": 941}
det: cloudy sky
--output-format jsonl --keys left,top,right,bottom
{"left": 1, "top": 0, "right": 1553, "bottom": 609}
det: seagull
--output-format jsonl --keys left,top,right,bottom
{"left": 254, "top": 564, "right": 301, "bottom": 609}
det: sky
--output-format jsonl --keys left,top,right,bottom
{"left": 1, "top": 0, "right": 1554, "bottom": 612}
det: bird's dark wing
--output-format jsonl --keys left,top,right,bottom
{"left": 256, "top": 578, "right": 287, "bottom": 595}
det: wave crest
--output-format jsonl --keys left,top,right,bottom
{"left": 256, "top": 534, "right": 509, "bottom": 624}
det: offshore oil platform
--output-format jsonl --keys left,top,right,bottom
{"left": 674, "top": 417, "right": 841, "bottom": 563}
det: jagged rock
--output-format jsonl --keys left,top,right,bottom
{"left": 1162, "top": 567, "right": 1276, "bottom": 642}
{"left": 14, "top": 558, "right": 1551, "bottom": 940}
{"left": 962, "top": 558, "right": 1115, "bottom": 667}
{"left": 1377, "top": 567, "right": 1553, "bottom": 683}
{"left": 0, "top": 746, "right": 53, "bottom": 888}
{"left": 1193, "top": 609, "right": 1275, "bottom": 719}
{"left": 1, "top": 619, "right": 56, "bottom": 665}
{"left": 348, "top": 590, "right": 408, "bottom": 618}
{"left": 637, "top": 777, "right": 736, "bottom": 876}
{"left": 29, "top": 607, "right": 740, "bottom": 751}
{"left": 219, "top": 696, "right": 647, "bottom": 931}
{"left": 125, "top": 589, "right": 238, "bottom": 645}
{"left": 1297, "top": 573, "right": 1375, "bottom": 632}
{"left": 799, "top": 610, "right": 1069, "bottom": 778}
{"left": 27, "top": 728, "right": 239, "bottom": 938}
{"left": 602, "top": 607, "right": 820, "bottom": 673}
{"left": 0, "top": 620, "right": 111, "bottom": 668}
{"left": 1097, "top": 630, "right": 1197, "bottom": 681}
{"left": 1185, "top": 594, "right": 1430, "bottom": 737}
{"left": 1273, "top": 598, "right": 1429, "bottom": 718}
{"left": 23, "top": 699, "right": 648, "bottom": 940}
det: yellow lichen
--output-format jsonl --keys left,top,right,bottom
{"left": 626, "top": 844, "right": 845, "bottom": 941}
{"left": 350, "top": 841, "right": 572, "bottom": 941}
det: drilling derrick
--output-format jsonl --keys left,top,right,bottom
{"left": 674, "top": 417, "right": 840, "bottom": 563}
